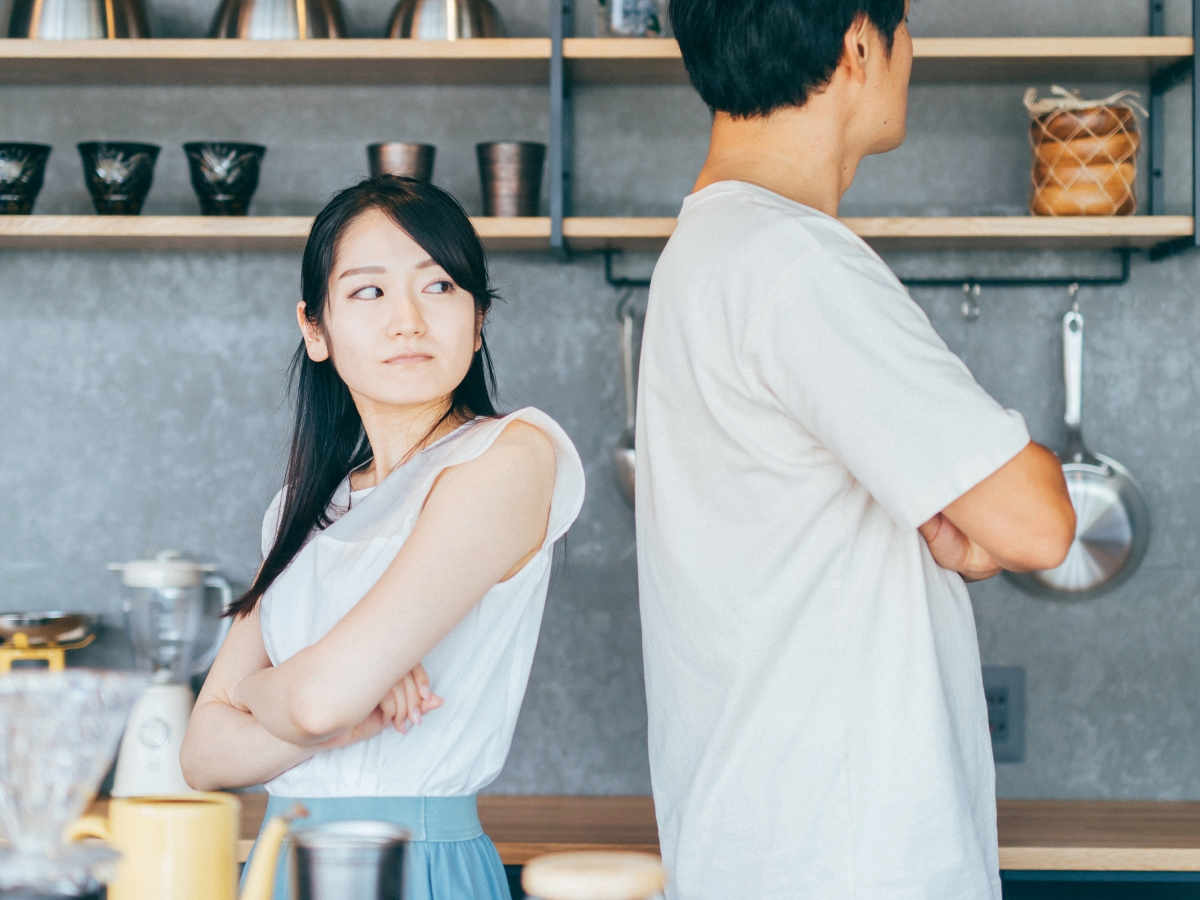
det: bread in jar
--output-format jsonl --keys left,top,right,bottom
{"left": 1034, "top": 131, "right": 1140, "bottom": 168}
{"left": 1031, "top": 105, "right": 1138, "bottom": 142}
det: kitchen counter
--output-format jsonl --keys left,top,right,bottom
{"left": 86, "top": 795, "right": 1200, "bottom": 871}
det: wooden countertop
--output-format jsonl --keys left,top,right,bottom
{"left": 85, "top": 795, "right": 1200, "bottom": 871}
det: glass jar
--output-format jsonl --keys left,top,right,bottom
{"left": 596, "top": 0, "right": 666, "bottom": 37}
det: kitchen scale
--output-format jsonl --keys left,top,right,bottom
{"left": 0, "top": 613, "right": 97, "bottom": 673}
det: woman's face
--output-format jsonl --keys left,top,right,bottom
{"left": 297, "top": 207, "right": 482, "bottom": 414}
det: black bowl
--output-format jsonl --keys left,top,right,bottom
{"left": 78, "top": 142, "right": 159, "bottom": 215}
{"left": 183, "top": 142, "right": 266, "bottom": 216}
{"left": 0, "top": 143, "right": 52, "bottom": 214}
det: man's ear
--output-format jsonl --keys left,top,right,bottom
{"left": 841, "top": 14, "right": 872, "bottom": 84}
{"left": 297, "top": 300, "right": 330, "bottom": 362}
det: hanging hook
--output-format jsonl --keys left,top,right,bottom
{"left": 960, "top": 283, "right": 982, "bottom": 322}
{"left": 614, "top": 285, "right": 636, "bottom": 322}
{"left": 1068, "top": 281, "right": 1080, "bottom": 313}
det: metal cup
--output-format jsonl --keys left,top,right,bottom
{"left": 367, "top": 143, "right": 436, "bottom": 182}
{"left": 289, "top": 821, "right": 408, "bottom": 900}
{"left": 476, "top": 141, "right": 545, "bottom": 217}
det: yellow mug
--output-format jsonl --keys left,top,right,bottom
{"left": 68, "top": 793, "right": 241, "bottom": 900}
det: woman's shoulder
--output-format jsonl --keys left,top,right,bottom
{"left": 456, "top": 409, "right": 560, "bottom": 483}
{"left": 442, "top": 407, "right": 586, "bottom": 541}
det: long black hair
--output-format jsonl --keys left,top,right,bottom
{"left": 228, "top": 175, "right": 500, "bottom": 618}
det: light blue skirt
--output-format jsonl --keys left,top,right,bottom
{"left": 242, "top": 794, "right": 512, "bottom": 900}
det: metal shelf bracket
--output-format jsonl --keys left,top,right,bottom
{"left": 549, "top": 0, "right": 573, "bottom": 260}
{"left": 1146, "top": 0, "right": 1200, "bottom": 260}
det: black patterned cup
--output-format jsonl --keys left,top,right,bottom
{"left": 78, "top": 142, "right": 159, "bottom": 215}
{"left": 183, "top": 142, "right": 267, "bottom": 216}
{"left": 0, "top": 143, "right": 52, "bottom": 214}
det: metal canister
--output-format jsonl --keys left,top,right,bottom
{"left": 368, "top": 143, "right": 437, "bottom": 182}
{"left": 476, "top": 141, "right": 546, "bottom": 217}
{"left": 288, "top": 821, "right": 408, "bottom": 900}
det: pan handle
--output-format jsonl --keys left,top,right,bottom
{"left": 1062, "top": 309, "right": 1086, "bottom": 461}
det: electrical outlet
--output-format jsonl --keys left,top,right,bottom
{"left": 982, "top": 666, "right": 1025, "bottom": 763}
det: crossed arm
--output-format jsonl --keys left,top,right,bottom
{"left": 919, "top": 440, "right": 1076, "bottom": 582}
{"left": 180, "top": 421, "right": 556, "bottom": 789}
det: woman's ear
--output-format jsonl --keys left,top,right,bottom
{"left": 297, "top": 300, "right": 330, "bottom": 362}
{"left": 474, "top": 310, "right": 485, "bottom": 354}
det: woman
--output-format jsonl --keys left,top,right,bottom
{"left": 180, "top": 175, "right": 586, "bottom": 900}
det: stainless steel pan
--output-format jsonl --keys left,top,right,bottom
{"left": 0, "top": 611, "right": 96, "bottom": 646}
{"left": 1006, "top": 307, "right": 1150, "bottom": 599}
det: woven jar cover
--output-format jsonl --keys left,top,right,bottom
{"left": 1025, "top": 86, "right": 1146, "bottom": 216}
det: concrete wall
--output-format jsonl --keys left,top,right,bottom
{"left": 1, "top": 0, "right": 1197, "bottom": 799}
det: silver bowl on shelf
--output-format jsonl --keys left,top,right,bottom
{"left": 209, "top": 0, "right": 348, "bottom": 38}
{"left": 8, "top": 0, "right": 150, "bottom": 38}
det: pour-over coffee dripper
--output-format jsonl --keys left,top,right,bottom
{"left": 0, "top": 669, "right": 147, "bottom": 897}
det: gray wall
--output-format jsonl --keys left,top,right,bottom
{"left": 1, "top": 0, "right": 1197, "bottom": 799}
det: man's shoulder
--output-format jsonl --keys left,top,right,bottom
{"left": 672, "top": 194, "right": 890, "bottom": 282}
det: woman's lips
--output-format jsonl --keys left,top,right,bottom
{"left": 383, "top": 353, "right": 433, "bottom": 365}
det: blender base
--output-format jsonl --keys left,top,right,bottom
{"left": 112, "top": 681, "right": 196, "bottom": 797}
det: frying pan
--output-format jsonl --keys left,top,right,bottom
{"left": 0, "top": 611, "right": 97, "bottom": 646}
{"left": 612, "top": 289, "right": 637, "bottom": 508}
{"left": 1006, "top": 307, "right": 1150, "bottom": 600}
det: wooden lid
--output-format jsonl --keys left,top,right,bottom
{"left": 521, "top": 851, "right": 667, "bottom": 900}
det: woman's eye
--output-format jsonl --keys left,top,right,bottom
{"left": 426, "top": 280, "right": 455, "bottom": 295}
{"left": 350, "top": 285, "right": 382, "bottom": 300}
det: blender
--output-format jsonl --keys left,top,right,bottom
{"left": 107, "top": 551, "right": 232, "bottom": 797}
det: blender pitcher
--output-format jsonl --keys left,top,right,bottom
{"left": 107, "top": 551, "right": 232, "bottom": 796}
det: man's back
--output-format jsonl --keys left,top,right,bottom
{"left": 636, "top": 180, "right": 1030, "bottom": 899}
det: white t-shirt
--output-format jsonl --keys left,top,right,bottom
{"left": 257, "top": 408, "right": 585, "bottom": 797}
{"left": 635, "top": 181, "right": 1030, "bottom": 900}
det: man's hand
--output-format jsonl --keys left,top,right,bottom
{"left": 919, "top": 513, "right": 1004, "bottom": 583}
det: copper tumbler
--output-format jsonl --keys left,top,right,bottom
{"left": 368, "top": 143, "right": 436, "bottom": 182}
{"left": 476, "top": 141, "right": 545, "bottom": 217}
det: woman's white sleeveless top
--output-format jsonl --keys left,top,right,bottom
{"left": 258, "top": 407, "right": 586, "bottom": 797}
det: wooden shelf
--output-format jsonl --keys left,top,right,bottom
{"left": 78, "top": 794, "right": 1200, "bottom": 871}
{"left": 0, "top": 215, "right": 551, "bottom": 251}
{"left": 566, "top": 36, "right": 1194, "bottom": 85}
{"left": 0, "top": 38, "right": 551, "bottom": 85}
{"left": 1, "top": 215, "right": 1189, "bottom": 253}
{"left": 0, "top": 36, "right": 1188, "bottom": 86}
{"left": 565, "top": 215, "right": 1195, "bottom": 252}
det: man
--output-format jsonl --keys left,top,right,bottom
{"left": 635, "top": 2, "right": 1077, "bottom": 898}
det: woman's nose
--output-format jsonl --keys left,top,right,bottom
{"left": 387, "top": 293, "right": 426, "bottom": 336}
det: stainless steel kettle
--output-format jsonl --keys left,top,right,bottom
{"left": 209, "top": 0, "right": 348, "bottom": 38}
{"left": 9, "top": 0, "right": 150, "bottom": 37}
{"left": 386, "top": 0, "right": 504, "bottom": 39}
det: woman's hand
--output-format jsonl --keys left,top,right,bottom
{"left": 919, "top": 513, "right": 1003, "bottom": 583}
{"left": 378, "top": 663, "right": 444, "bottom": 734}
{"left": 315, "top": 664, "right": 444, "bottom": 750}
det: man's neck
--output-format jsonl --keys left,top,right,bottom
{"left": 691, "top": 102, "right": 863, "bottom": 219}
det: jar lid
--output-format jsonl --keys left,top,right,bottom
{"left": 107, "top": 550, "right": 215, "bottom": 589}
{"left": 521, "top": 851, "right": 667, "bottom": 900}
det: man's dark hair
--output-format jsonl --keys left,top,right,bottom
{"left": 670, "top": 0, "right": 907, "bottom": 118}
